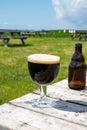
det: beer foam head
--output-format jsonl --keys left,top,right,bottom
{"left": 28, "top": 54, "right": 60, "bottom": 64}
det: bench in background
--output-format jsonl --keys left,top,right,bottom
{"left": 71, "top": 32, "right": 87, "bottom": 41}
{"left": 0, "top": 29, "right": 28, "bottom": 46}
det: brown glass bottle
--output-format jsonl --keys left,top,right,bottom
{"left": 68, "top": 43, "right": 86, "bottom": 90}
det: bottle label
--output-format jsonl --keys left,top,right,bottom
{"left": 70, "top": 81, "right": 85, "bottom": 86}
{"left": 69, "top": 68, "right": 86, "bottom": 87}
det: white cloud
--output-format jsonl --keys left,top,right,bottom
{"left": 52, "top": 0, "right": 87, "bottom": 29}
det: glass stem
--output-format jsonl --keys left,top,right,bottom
{"left": 40, "top": 85, "right": 47, "bottom": 99}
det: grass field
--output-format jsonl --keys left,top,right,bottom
{"left": 0, "top": 37, "right": 87, "bottom": 105}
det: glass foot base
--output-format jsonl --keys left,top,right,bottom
{"left": 29, "top": 97, "right": 56, "bottom": 108}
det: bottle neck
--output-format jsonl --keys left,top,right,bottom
{"left": 75, "top": 47, "right": 82, "bottom": 53}
{"left": 71, "top": 44, "right": 85, "bottom": 62}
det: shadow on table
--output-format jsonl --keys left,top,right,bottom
{"left": 53, "top": 100, "right": 87, "bottom": 113}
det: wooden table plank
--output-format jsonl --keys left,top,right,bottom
{"left": 0, "top": 103, "right": 87, "bottom": 130}
{"left": 0, "top": 78, "right": 87, "bottom": 130}
{"left": 47, "top": 79, "right": 87, "bottom": 106}
{"left": 9, "top": 93, "right": 87, "bottom": 128}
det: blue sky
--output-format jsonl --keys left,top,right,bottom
{"left": 0, "top": 0, "right": 87, "bottom": 30}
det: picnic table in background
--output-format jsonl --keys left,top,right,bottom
{"left": 0, "top": 29, "right": 28, "bottom": 47}
{"left": 71, "top": 32, "right": 87, "bottom": 41}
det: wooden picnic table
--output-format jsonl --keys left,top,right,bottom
{"left": 0, "top": 78, "right": 87, "bottom": 130}
{"left": 71, "top": 32, "right": 87, "bottom": 41}
{"left": 0, "top": 29, "right": 28, "bottom": 46}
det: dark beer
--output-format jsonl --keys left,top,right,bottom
{"left": 28, "top": 54, "right": 60, "bottom": 85}
{"left": 68, "top": 43, "right": 86, "bottom": 90}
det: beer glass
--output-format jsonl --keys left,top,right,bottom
{"left": 28, "top": 54, "right": 60, "bottom": 107}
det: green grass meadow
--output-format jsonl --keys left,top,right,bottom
{"left": 0, "top": 37, "right": 87, "bottom": 104}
